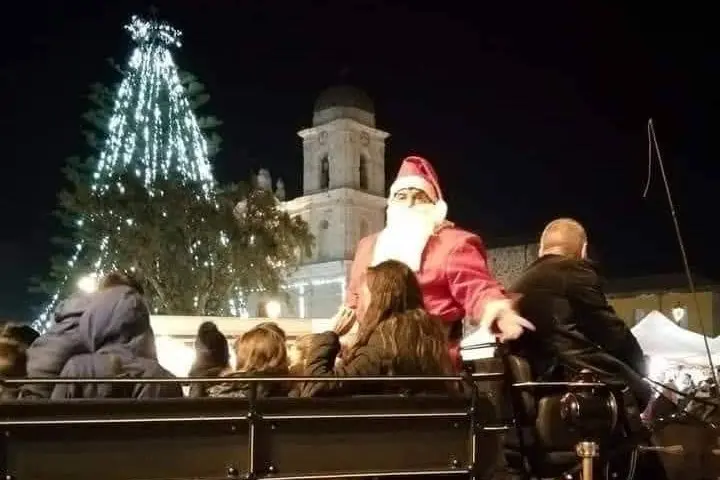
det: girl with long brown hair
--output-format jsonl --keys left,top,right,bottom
{"left": 206, "top": 323, "right": 289, "bottom": 398}
{"left": 299, "top": 260, "right": 454, "bottom": 397}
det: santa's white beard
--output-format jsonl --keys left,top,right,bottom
{"left": 371, "top": 204, "right": 438, "bottom": 271}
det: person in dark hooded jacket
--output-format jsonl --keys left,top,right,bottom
{"left": 21, "top": 292, "right": 96, "bottom": 399}
{"left": 22, "top": 271, "right": 182, "bottom": 400}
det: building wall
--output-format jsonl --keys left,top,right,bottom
{"left": 283, "top": 189, "right": 386, "bottom": 263}
{"left": 608, "top": 290, "right": 719, "bottom": 336}
{"left": 245, "top": 261, "right": 350, "bottom": 321}
{"left": 486, "top": 243, "right": 539, "bottom": 287}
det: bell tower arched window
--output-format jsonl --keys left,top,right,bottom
{"left": 320, "top": 156, "right": 330, "bottom": 190}
{"left": 359, "top": 155, "right": 368, "bottom": 190}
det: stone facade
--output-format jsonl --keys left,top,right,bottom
{"left": 284, "top": 184, "right": 386, "bottom": 264}
{"left": 605, "top": 274, "right": 720, "bottom": 334}
{"left": 486, "top": 243, "right": 539, "bottom": 288}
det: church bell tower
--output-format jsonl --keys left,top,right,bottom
{"left": 295, "top": 85, "right": 389, "bottom": 262}
{"left": 299, "top": 85, "right": 387, "bottom": 197}
{"left": 281, "top": 85, "right": 389, "bottom": 318}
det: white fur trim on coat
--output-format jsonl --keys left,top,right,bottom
{"left": 434, "top": 199, "right": 448, "bottom": 223}
{"left": 480, "top": 299, "right": 513, "bottom": 330}
{"left": 390, "top": 175, "right": 439, "bottom": 201}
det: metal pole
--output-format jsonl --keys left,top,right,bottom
{"left": 247, "top": 383, "right": 258, "bottom": 480}
{"left": 576, "top": 441, "right": 599, "bottom": 480}
{"left": 582, "top": 456, "right": 593, "bottom": 480}
{"left": 467, "top": 377, "right": 479, "bottom": 480}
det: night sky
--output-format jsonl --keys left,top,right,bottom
{"left": 0, "top": 1, "right": 717, "bottom": 321}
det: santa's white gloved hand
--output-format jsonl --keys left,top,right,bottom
{"left": 332, "top": 306, "right": 356, "bottom": 336}
{"left": 480, "top": 298, "right": 535, "bottom": 343}
{"left": 493, "top": 309, "right": 535, "bottom": 342}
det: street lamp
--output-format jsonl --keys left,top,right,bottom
{"left": 265, "top": 300, "right": 281, "bottom": 319}
{"left": 77, "top": 274, "right": 98, "bottom": 293}
{"left": 672, "top": 306, "right": 686, "bottom": 324}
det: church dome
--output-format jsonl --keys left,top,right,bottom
{"left": 314, "top": 85, "right": 375, "bottom": 114}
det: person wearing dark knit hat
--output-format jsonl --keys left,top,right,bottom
{"left": 188, "top": 321, "right": 230, "bottom": 397}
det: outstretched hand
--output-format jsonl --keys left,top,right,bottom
{"left": 492, "top": 309, "right": 535, "bottom": 342}
{"left": 333, "top": 306, "right": 357, "bottom": 337}
{"left": 478, "top": 294, "right": 534, "bottom": 342}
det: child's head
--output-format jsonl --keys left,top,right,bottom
{"left": 233, "top": 324, "right": 288, "bottom": 375}
{"left": 256, "top": 321, "right": 287, "bottom": 342}
{"left": 0, "top": 337, "right": 26, "bottom": 378}
{"left": 288, "top": 334, "right": 313, "bottom": 374}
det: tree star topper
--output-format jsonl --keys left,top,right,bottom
{"left": 125, "top": 15, "right": 182, "bottom": 48}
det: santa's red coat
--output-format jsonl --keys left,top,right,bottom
{"left": 345, "top": 225, "right": 508, "bottom": 366}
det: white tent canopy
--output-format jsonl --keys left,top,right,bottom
{"left": 631, "top": 310, "right": 717, "bottom": 364}
{"left": 683, "top": 336, "right": 720, "bottom": 366}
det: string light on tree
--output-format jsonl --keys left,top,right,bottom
{"left": 32, "top": 14, "right": 218, "bottom": 332}
{"left": 93, "top": 15, "right": 214, "bottom": 194}
{"left": 33, "top": 14, "right": 312, "bottom": 332}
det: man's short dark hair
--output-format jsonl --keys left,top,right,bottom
{"left": 98, "top": 271, "right": 145, "bottom": 295}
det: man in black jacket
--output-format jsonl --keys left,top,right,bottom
{"left": 508, "top": 218, "right": 652, "bottom": 407}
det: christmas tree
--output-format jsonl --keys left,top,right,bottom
{"left": 33, "top": 15, "right": 312, "bottom": 331}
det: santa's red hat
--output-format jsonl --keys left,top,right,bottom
{"left": 389, "top": 156, "right": 448, "bottom": 222}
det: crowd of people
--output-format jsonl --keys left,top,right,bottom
{"left": 0, "top": 155, "right": 663, "bottom": 409}
{"left": 0, "top": 154, "right": 696, "bottom": 478}
{"left": 0, "top": 260, "right": 457, "bottom": 400}
{"left": 643, "top": 369, "right": 720, "bottom": 424}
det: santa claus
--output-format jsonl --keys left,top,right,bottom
{"left": 341, "top": 155, "right": 533, "bottom": 363}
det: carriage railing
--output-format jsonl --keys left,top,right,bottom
{"left": 0, "top": 349, "right": 647, "bottom": 480}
